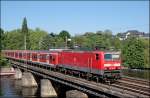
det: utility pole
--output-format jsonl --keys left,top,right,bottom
{"left": 65, "top": 36, "right": 67, "bottom": 49}
{"left": 39, "top": 37, "right": 42, "bottom": 50}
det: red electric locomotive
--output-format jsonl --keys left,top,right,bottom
{"left": 57, "top": 51, "right": 121, "bottom": 80}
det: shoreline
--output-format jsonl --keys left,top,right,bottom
{"left": 122, "top": 66, "right": 150, "bottom": 70}
{"left": 0, "top": 67, "right": 15, "bottom": 76}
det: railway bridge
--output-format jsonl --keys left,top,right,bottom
{"left": 6, "top": 58, "right": 150, "bottom": 98}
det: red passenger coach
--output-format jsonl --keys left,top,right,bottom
{"left": 22, "top": 51, "right": 31, "bottom": 61}
{"left": 49, "top": 52, "right": 59, "bottom": 65}
{"left": 19, "top": 52, "right": 23, "bottom": 60}
{"left": 31, "top": 52, "right": 38, "bottom": 62}
{"left": 15, "top": 52, "right": 19, "bottom": 59}
{"left": 37, "top": 51, "right": 59, "bottom": 66}
{"left": 27, "top": 52, "right": 31, "bottom": 60}
{"left": 39, "top": 52, "right": 48, "bottom": 63}
{"left": 22, "top": 52, "right": 26, "bottom": 60}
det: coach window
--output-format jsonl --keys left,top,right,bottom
{"left": 27, "top": 53, "right": 30, "bottom": 57}
{"left": 23, "top": 53, "right": 26, "bottom": 57}
{"left": 96, "top": 54, "right": 99, "bottom": 60}
{"left": 33, "top": 55, "right": 37, "bottom": 59}
{"left": 34, "top": 55, "right": 37, "bottom": 59}
{"left": 42, "top": 55, "right": 46, "bottom": 59}
{"left": 16, "top": 53, "right": 18, "bottom": 57}
{"left": 19, "top": 53, "right": 22, "bottom": 58}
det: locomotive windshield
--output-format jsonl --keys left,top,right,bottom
{"left": 104, "top": 53, "right": 120, "bottom": 60}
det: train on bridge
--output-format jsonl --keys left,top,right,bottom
{"left": 3, "top": 49, "right": 122, "bottom": 82}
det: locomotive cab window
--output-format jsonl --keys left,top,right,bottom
{"left": 112, "top": 54, "right": 120, "bottom": 60}
{"left": 95, "top": 54, "right": 99, "bottom": 60}
{"left": 104, "top": 54, "right": 120, "bottom": 60}
{"left": 104, "top": 54, "right": 112, "bottom": 60}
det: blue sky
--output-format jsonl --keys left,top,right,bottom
{"left": 1, "top": 1, "right": 149, "bottom": 35}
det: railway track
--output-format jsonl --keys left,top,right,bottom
{"left": 111, "top": 76, "right": 150, "bottom": 97}
{"left": 122, "top": 76, "right": 150, "bottom": 85}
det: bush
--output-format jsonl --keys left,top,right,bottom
{"left": 0, "top": 58, "right": 8, "bottom": 67}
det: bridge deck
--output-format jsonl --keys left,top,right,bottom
{"left": 9, "top": 59, "right": 149, "bottom": 98}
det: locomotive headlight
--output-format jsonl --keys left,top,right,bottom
{"left": 104, "top": 64, "right": 111, "bottom": 67}
{"left": 104, "top": 63, "right": 120, "bottom": 67}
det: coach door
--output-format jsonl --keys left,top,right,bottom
{"left": 87, "top": 54, "right": 92, "bottom": 73}
{"left": 46, "top": 54, "right": 49, "bottom": 64}
{"left": 49, "top": 54, "right": 55, "bottom": 64}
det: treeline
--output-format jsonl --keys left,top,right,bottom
{"left": 0, "top": 18, "right": 149, "bottom": 68}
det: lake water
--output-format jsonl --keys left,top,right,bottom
{"left": 122, "top": 69, "right": 150, "bottom": 80}
{"left": 0, "top": 76, "right": 42, "bottom": 98}
{"left": 0, "top": 69, "right": 149, "bottom": 97}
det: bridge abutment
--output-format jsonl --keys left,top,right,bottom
{"left": 66, "top": 90, "right": 88, "bottom": 98}
{"left": 22, "top": 72, "right": 38, "bottom": 87}
{"left": 40, "top": 79, "right": 57, "bottom": 97}
{"left": 14, "top": 68, "right": 22, "bottom": 79}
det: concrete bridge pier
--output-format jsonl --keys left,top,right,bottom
{"left": 66, "top": 90, "right": 88, "bottom": 98}
{"left": 40, "top": 79, "right": 57, "bottom": 97}
{"left": 22, "top": 72, "right": 38, "bottom": 87}
{"left": 22, "top": 87, "right": 38, "bottom": 97}
{"left": 14, "top": 68, "right": 22, "bottom": 79}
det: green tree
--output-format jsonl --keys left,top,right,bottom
{"left": 55, "top": 36, "right": 65, "bottom": 48}
{"left": 74, "top": 35, "right": 86, "bottom": 47}
{"left": 40, "top": 34, "right": 55, "bottom": 50}
{"left": 103, "top": 29, "right": 112, "bottom": 37}
{"left": 0, "top": 28, "right": 8, "bottom": 67}
{"left": 3, "top": 29, "right": 23, "bottom": 50}
{"left": 3, "top": 28, "right": 48, "bottom": 50}
{"left": 59, "top": 30, "right": 71, "bottom": 41}
{"left": 122, "top": 37, "right": 145, "bottom": 68}
{"left": 30, "top": 28, "right": 48, "bottom": 50}
{"left": 21, "top": 17, "right": 30, "bottom": 50}
{"left": 0, "top": 28, "right": 4, "bottom": 52}
{"left": 96, "top": 30, "right": 103, "bottom": 35}
{"left": 140, "top": 38, "right": 150, "bottom": 68}
{"left": 112, "top": 37, "right": 122, "bottom": 50}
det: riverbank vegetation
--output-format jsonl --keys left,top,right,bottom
{"left": 0, "top": 18, "right": 149, "bottom": 69}
{"left": 0, "top": 28, "right": 8, "bottom": 67}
